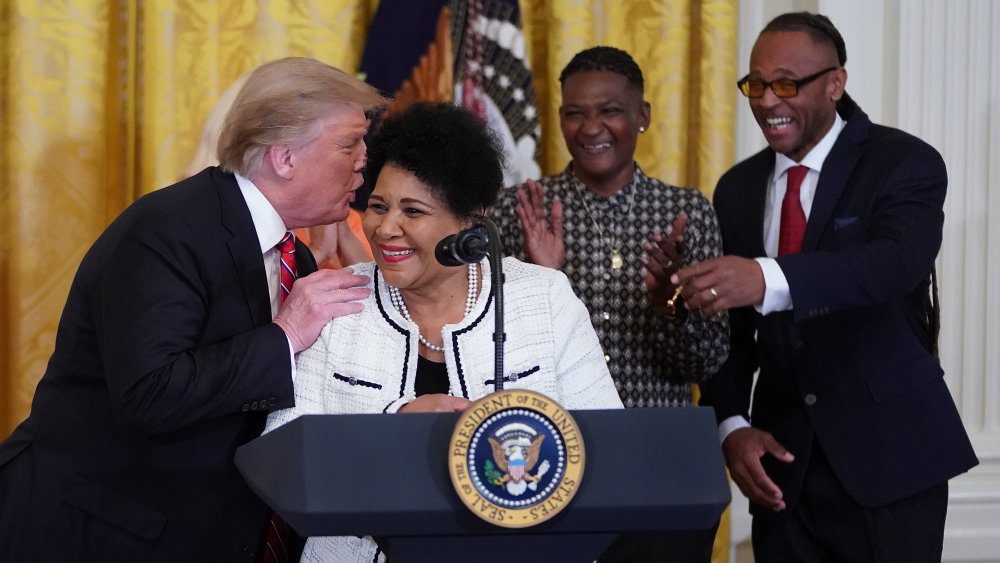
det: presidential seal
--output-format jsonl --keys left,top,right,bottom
{"left": 448, "top": 389, "right": 585, "bottom": 528}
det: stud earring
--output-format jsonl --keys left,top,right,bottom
{"left": 639, "top": 126, "right": 647, "bottom": 133}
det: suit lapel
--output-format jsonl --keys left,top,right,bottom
{"left": 746, "top": 151, "right": 773, "bottom": 258}
{"left": 294, "top": 238, "right": 319, "bottom": 276}
{"left": 213, "top": 168, "right": 272, "bottom": 327}
{"left": 803, "top": 105, "right": 871, "bottom": 252}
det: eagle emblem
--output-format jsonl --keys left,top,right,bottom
{"left": 449, "top": 389, "right": 586, "bottom": 528}
{"left": 485, "top": 422, "right": 551, "bottom": 496}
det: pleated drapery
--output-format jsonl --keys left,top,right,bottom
{"left": 0, "top": 0, "right": 737, "bottom": 445}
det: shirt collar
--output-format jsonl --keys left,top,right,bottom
{"left": 560, "top": 161, "right": 645, "bottom": 202}
{"left": 774, "top": 112, "right": 846, "bottom": 178}
{"left": 234, "top": 173, "right": 288, "bottom": 253}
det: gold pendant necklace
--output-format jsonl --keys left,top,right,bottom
{"left": 576, "top": 182, "right": 634, "bottom": 271}
{"left": 610, "top": 250, "right": 624, "bottom": 270}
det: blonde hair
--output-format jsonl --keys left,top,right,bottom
{"left": 217, "top": 57, "right": 388, "bottom": 178}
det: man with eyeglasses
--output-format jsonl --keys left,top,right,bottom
{"left": 671, "top": 11, "right": 977, "bottom": 562}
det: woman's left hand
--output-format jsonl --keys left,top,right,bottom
{"left": 306, "top": 223, "right": 339, "bottom": 267}
{"left": 307, "top": 221, "right": 372, "bottom": 268}
{"left": 398, "top": 394, "right": 473, "bottom": 413}
{"left": 332, "top": 221, "right": 372, "bottom": 266}
{"left": 642, "top": 212, "right": 687, "bottom": 308}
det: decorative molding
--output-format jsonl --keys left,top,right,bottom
{"left": 895, "top": 0, "right": 999, "bottom": 437}
{"left": 945, "top": 434, "right": 1000, "bottom": 561}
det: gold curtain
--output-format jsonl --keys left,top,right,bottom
{"left": 522, "top": 0, "right": 737, "bottom": 192}
{"left": 1, "top": 2, "right": 736, "bottom": 558}
{"left": 0, "top": 0, "right": 378, "bottom": 436}
{"left": 0, "top": 0, "right": 736, "bottom": 447}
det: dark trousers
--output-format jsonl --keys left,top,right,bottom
{"left": 0, "top": 444, "right": 33, "bottom": 559}
{"left": 752, "top": 443, "right": 948, "bottom": 563}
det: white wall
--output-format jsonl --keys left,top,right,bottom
{"left": 731, "top": 1, "right": 1000, "bottom": 561}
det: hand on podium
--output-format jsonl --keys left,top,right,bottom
{"left": 398, "top": 394, "right": 472, "bottom": 413}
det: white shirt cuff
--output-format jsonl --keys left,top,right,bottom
{"left": 719, "top": 415, "right": 751, "bottom": 444}
{"left": 286, "top": 336, "right": 297, "bottom": 384}
{"left": 754, "top": 257, "right": 793, "bottom": 314}
{"left": 383, "top": 397, "right": 410, "bottom": 414}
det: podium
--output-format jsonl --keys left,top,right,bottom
{"left": 235, "top": 407, "right": 730, "bottom": 562}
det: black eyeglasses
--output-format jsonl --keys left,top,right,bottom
{"left": 737, "top": 67, "right": 838, "bottom": 98}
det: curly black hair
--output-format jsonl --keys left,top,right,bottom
{"left": 558, "top": 46, "right": 644, "bottom": 94}
{"left": 363, "top": 102, "right": 505, "bottom": 220}
{"left": 762, "top": 12, "right": 847, "bottom": 66}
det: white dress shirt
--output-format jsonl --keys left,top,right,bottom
{"left": 234, "top": 172, "right": 297, "bottom": 376}
{"left": 754, "top": 113, "right": 845, "bottom": 314}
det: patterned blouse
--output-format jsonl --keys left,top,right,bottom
{"left": 491, "top": 164, "right": 729, "bottom": 407}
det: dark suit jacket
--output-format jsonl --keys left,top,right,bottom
{"left": 701, "top": 97, "right": 977, "bottom": 512}
{"left": 0, "top": 167, "right": 318, "bottom": 561}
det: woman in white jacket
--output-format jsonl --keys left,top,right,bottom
{"left": 263, "top": 102, "right": 622, "bottom": 563}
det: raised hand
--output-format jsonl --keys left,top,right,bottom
{"left": 307, "top": 221, "right": 372, "bottom": 268}
{"left": 331, "top": 221, "right": 372, "bottom": 266}
{"left": 514, "top": 179, "right": 565, "bottom": 269}
{"left": 305, "top": 223, "right": 340, "bottom": 267}
{"left": 272, "top": 268, "right": 370, "bottom": 352}
{"left": 642, "top": 212, "right": 687, "bottom": 311}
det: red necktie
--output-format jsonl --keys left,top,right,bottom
{"left": 261, "top": 515, "right": 291, "bottom": 563}
{"left": 778, "top": 165, "right": 809, "bottom": 256}
{"left": 261, "top": 232, "right": 297, "bottom": 563}
{"left": 277, "top": 231, "right": 297, "bottom": 304}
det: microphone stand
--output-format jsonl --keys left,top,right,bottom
{"left": 474, "top": 216, "right": 505, "bottom": 392}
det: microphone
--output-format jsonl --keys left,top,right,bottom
{"left": 436, "top": 216, "right": 506, "bottom": 391}
{"left": 435, "top": 226, "right": 489, "bottom": 266}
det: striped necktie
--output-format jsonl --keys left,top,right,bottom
{"left": 261, "top": 231, "right": 297, "bottom": 563}
{"left": 277, "top": 231, "right": 297, "bottom": 303}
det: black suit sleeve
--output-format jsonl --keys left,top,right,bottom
{"left": 95, "top": 213, "right": 293, "bottom": 436}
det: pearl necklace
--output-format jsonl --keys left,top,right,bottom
{"left": 389, "top": 262, "right": 478, "bottom": 352}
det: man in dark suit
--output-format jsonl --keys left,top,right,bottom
{"left": 0, "top": 57, "right": 386, "bottom": 561}
{"left": 672, "top": 12, "right": 978, "bottom": 562}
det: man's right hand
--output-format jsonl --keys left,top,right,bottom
{"left": 723, "top": 427, "right": 795, "bottom": 512}
{"left": 273, "top": 268, "right": 370, "bottom": 352}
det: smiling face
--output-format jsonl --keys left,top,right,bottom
{"left": 747, "top": 30, "right": 846, "bottom": 162}
{"left": 364, "top": 163, "right": 470, "bottom": 293}
{"left": 559, "top": 70, "right": 650, "bottom": 197}
{"left": 271, "top": 106, "right": 370, "bottom": 228}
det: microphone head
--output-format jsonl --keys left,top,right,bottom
{"left": 435, "top": 227, "right": 489, "bottom": 266}
{"left": 435, "top": 235, "right": 465, "bottom": 267}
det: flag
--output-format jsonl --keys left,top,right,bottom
{"left": 358, "top": 0, "right": 540, "bottom": 190}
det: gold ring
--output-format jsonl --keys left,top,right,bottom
{"left": 709, "top": 287, "right": 719, "bottom": 301}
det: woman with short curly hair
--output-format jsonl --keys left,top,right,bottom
{"left": 263, "top": 102, "right": 622, "bottom": 563}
